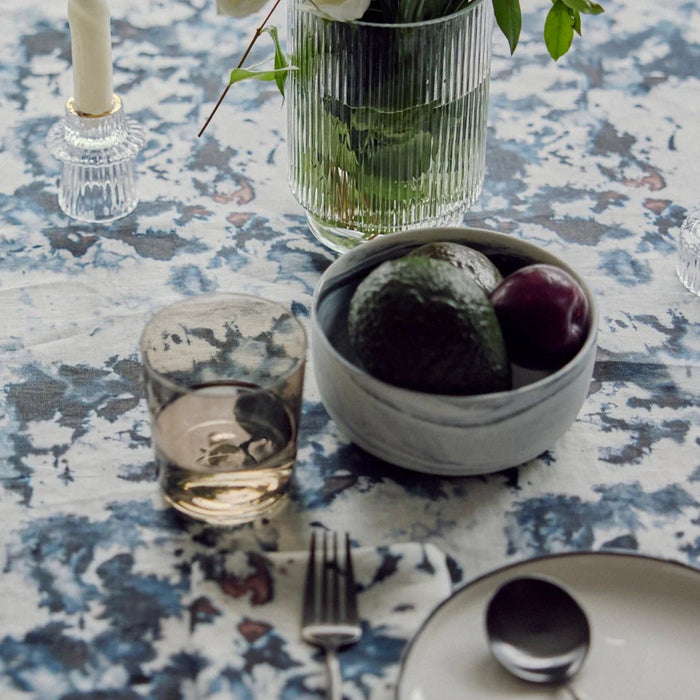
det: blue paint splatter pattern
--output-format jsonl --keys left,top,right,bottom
{"left": 0, "top": 0, "right": 698, "bottom": 696}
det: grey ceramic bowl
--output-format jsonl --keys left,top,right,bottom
{"left": 311, "top": 227, "right": 598, "bottom": 475}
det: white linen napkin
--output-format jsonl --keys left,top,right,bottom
{"left": 186, "top": 541, "right": 453, "bottom": 699}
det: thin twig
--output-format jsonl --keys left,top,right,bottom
{"left": 198, "top": 0, "right": 286, "bottom": 138}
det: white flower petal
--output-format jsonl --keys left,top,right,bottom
{"left": 305, "top": 0, "right": 373, "bottom": 22}
{"left": 216, "top": 0, "right": 271, "bottom": 18}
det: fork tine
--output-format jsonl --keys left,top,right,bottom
{"left": 321, "top": 531, "right": 330, "bottom": 621}
{"left": 331, "top": 532, "right": 341, "bottom": 622}
{"left": 344, "top": 532, "right": 357, "bottom": 622}
{"left": 303, "top": 531, "right": 359, "bottom": 626}
{"left": 301, "top": 531, "right": 362, "bottom": 700}
{"left": 302, "top": 532, "right": 316, "bottom": 625}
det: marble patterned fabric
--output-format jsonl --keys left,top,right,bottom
{"left": 1, "top": 536, "right": 451, "bottom": 698}
{"left": 0, "top": 0, "right": 699, "bottom": 697}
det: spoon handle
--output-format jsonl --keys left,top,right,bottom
{"left": 565, "top": 684, "right": 582, "bottom": 700}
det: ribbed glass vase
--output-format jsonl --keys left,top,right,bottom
{"left": 287, "top": 0, "right": 493, "bottom": 253}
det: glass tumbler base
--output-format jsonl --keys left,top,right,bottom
{"left": 163, "top": 489, "right": 290, "bottom": 527}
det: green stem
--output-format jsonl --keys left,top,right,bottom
{"left": 198, "top": 0, "right": 285, "bottom": 138}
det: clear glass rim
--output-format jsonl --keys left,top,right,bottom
{"left": 293, "top": 0, "right": 489, "bottom": 30}
{"left": 139, "top": 292, "right": 307, "bottom": 396}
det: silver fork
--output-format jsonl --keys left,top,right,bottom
{"left": 302, "top": 531, "right": 362, "bottom": 700}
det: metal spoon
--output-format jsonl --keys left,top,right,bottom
{"left": 485, "top": 576, "right": 590, "bottom": 700}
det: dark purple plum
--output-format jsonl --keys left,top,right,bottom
{"left": 489, "top": 264, "right": 590, "bottom": 370}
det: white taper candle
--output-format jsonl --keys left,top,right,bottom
{"left": 68, "top": 0, "right": 114, "bottom": 115}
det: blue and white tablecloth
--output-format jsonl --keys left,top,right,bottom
{"left": 0, "top": 0, "right": 698, "bottom": 697}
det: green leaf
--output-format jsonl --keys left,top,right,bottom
{"left": 228, "top": 65, "right": 291, "bottom": 87}
{"left": 226, "top": 25, "right": 293, "bottom": 97}
{"left": 562, "top": 0, "right": 604, "bottom": 14}
{"left": 544, "top": 0, "right": 575, "bottom": 60}
{"left": 572, "top": 9, "right": 582, "bottom": 35}
{"left": 493, "top": 0, "right": 522, "bottom": 55}
{"left": 561, "top": 0, "right": 589, "bottom": 10}
{"left": 263, "top": 26, "right": 289, "bottom": 97}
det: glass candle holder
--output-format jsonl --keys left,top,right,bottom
{"left": 47, "top": 95, "right": 145, "bottom": 223}
{"left": 677, "top": 207, "right": 700, "bottom": 296}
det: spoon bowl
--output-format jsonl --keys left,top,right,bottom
{"left": 485, "top": 576, "right": 590, "bottom": 689}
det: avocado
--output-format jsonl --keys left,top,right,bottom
{"left": 348, "top": 256, "right": 510, "bottom": 395}
{"left": 408, "top": 241, "right": 503, "bottom": 294}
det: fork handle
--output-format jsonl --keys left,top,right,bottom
{"left": 324, "top": 648, "right": 342, "bottom": 700}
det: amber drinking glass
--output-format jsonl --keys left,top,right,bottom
{"left": 140, "top": 294, "right": 307, "bottom": 525}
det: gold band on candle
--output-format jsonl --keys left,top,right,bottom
{"left": 67, "top": 94, "right": 121, "bottom": 118}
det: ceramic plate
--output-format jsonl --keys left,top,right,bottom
{"left": 396, "top": 552, "right": 700, "bottom": 700}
